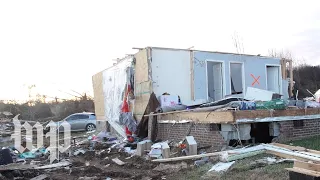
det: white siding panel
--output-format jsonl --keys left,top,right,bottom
{"left": 151, "top": 49, "right": 191, "bottom": 103}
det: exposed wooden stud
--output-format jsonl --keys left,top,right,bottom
{"left": 289, "top": 59, "right": 294, "bottom": 97}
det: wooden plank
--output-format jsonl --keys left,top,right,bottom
{"left": 234, "top": 110, "right": 273, "bottom": 120}
{"left": 270, "top": 143, "right": 307, "bottom": 151}
{"left": 289, "top": 60, "right": 294, "bottom": 97}
{"left": 134, "top": 48, "right": 152, "bottom": 120}
{"left": 37, "top": 161, "right": 70, "bottom": 169}
{"left": 112, "top": 158, "right": 125, "bottom": 166}
{"left": 294, "top": 161, "right": 320, "bottom": 172}
{"left": 158, "top": 111, "right": 234, "bottom": 123}
{"left": 307, "top": 150, "right": 320, "bottom": 155}
{"left": 134, "top": 49, "right": 149, "bottom": 84}
{"left": 287, "top": 167, "right": 320, "bottom": 177}
{"left": 30, "top": 175, "right": 48, "bottom": 180}
{"left": 266, "top": 150, "right": 312, "bottom": 162}
{"left": 152, "top": 151, "right": 222, "bottom": 163}
{"left": 92, "top": 71, "right": 105, "bottom": 118}
{"left": 281, "top": 59, "right": 287, "bottom": 79}
{"left": 270, "top": 143, "right": 320, "bottom": 156}
{"left": 0, "top": 164, "right": 37, "bottom": 171}
{"left": 289, "top": 170, "right": 320, "bottom": 180}
{"left": 234, "top": 108, "right": 320, "bottom": 120}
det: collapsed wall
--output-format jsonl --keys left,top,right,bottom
{"left": 92, "top": 56, "right": 134, "bottom": 137}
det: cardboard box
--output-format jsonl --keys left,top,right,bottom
{"left": 159, "top": 95, "right": 179, "bottom": 107}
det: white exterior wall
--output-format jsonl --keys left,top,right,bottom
{"left": 151, "top": 49, "right": 192, "bottom": 103}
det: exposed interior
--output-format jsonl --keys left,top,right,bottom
{"left": 230, "top": 62, "right": 244, "bottom": 95}
{"left": 266, "top": 65, "right": 281, "bottom": 93}
{"left": 207, "top": 61, "right": 224, "bottom": 101}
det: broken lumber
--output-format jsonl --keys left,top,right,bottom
{"left": 271, "top": 143, "right": 306, "bottom": 151}
{"left": 264, "top": 144, "right": 320, "bottom": 163}
{"left": 36, "top": 161, "right": 70, "bottom": 169}
{"left": 152, "top": 152, "right": 223, "bottom": 163}
{"left": 112, "top": 158, "right": 125, "bottom": 166}
{"left": 30, "top": 174, "right": 48, "bottom": 180}
{"left": 287, "top": 167, "right": 320, "bottom": 179}
{"left": 271, "top": 143, "right": 320, "bottom": 156}
{"left": 0, "top": 164, "right": 37, "bottom": 171}
{"left": 294, "top": 161, "right": 320, "bottom": 172}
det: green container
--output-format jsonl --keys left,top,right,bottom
{"left": 255, "top": 99, "right": 287, "bottom": 110}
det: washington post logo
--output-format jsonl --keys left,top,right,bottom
{"left": 11, "top": 119, "right": 71, "bottom": 163}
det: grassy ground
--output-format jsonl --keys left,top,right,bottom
{"left": 168, "top": 135, "right": 320, "bottom": 180}
{"left": 285, "top": 135, "right": 320, "bottom": 150}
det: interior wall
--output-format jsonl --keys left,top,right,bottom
{"left": 193, "top": 51, "right": 281, "bottom": 100}
{"left": 151, "top": 48, "right": 191, "bottom": 103}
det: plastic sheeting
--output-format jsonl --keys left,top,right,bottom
{"left": 102, "top": 56, "right": 133, "bottom": 137}
{"left": 119, "top": 112, "right": 137, "bottom": 133}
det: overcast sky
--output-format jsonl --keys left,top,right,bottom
{"left": 0, "top": 0, "right": 319, "bottom": 101}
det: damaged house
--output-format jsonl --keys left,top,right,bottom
{"left": 92, "top": 46, "right": 320, "bottom": 150}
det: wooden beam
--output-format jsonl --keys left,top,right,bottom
{"left": 289, "top": 60, "right": 294, "bottom": 97}
{"left": 294, "top": 161, "right": 320, "bottom": 172}
{"left": 281, "top": 58, "right": 287, "bottom": 79}
{"left": 266, "top": 150, "right": 313, "bottom": 162}
{"left": 152, "top": 151, "right": 222, "bottom": 163}
{"left": 286, "top": 167, "right": 320, "bottom": 178}
{"left": 234, "top": 108, "right": 320, "bottom": 120}
{"left": 158, "top": 111, "right": 235, "bottom": 123}
{"left": 270, "top": 143, "right": 306, "bottom": 152}
{"left": 307, "top": 150, "right": 320, "bottom": 155}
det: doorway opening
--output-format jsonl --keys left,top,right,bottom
{"left": 266, "top": 65, "right": 281, "bottom": 93}
{"left": 207, "top": 61, "right": 224, "bottom": 101}
{"left": 230, "top": 62, "right": 244, "bottom": 95}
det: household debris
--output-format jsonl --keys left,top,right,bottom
{"left": 74, "top": 149, "right": 86, "bottom": 156}
{"left": 111, "top": 157, "right": 125, "bottom": 166}
{"left": 185, "top": 136, "right": 197, "bottom": 156}
{"left": 208, "top": 161, "right": 235, "bottom": 173}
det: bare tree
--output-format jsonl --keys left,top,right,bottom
{"left": 232, "top": 32, "right": 245, "bottom": 55}
{"left": 268, "top": 49, "right": 306, "bottom": 67}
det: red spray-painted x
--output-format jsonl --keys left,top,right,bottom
{"left": 250, "top": 74, "right": 260, "bottom": 86}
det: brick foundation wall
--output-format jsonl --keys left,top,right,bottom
{"left": 157, "top": 119, "right": 320, "bottom": 150}
{"left": 278, "top": 119, "right": 320, "bottom": 142}
{"left": 157, "top": 123, "right": 227, "bottom": 151}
